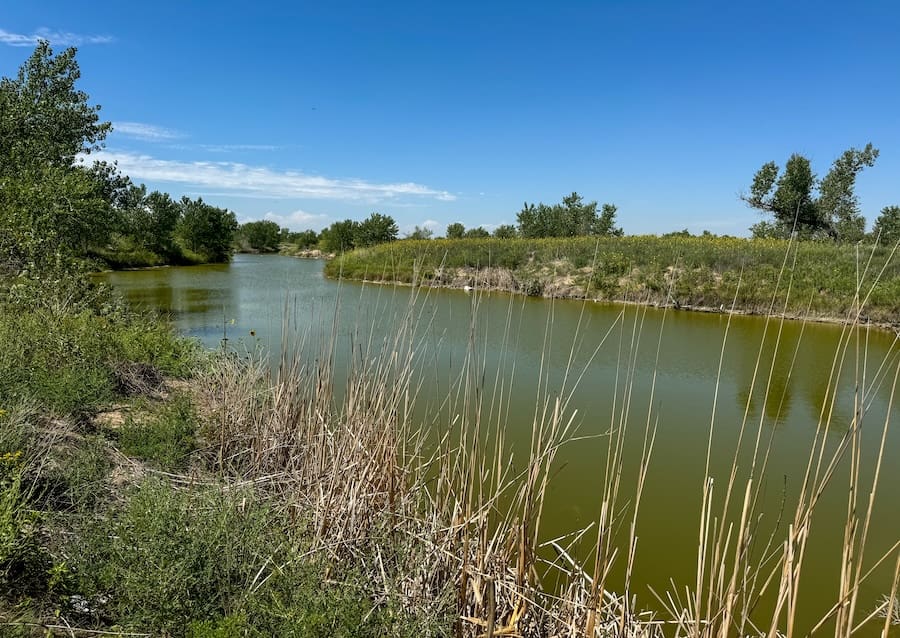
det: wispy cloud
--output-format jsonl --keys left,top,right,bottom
{"left": 0, "top": 27, "right": 114, "bottom": 47}
{"left": 88, "top": 150, "right": 457, "bottom": 203}
{"left": 113, "top": 122, "right": 183, "bottom": 142}
{"left": 261, "top": 209, "right": 331, "bottom": 231}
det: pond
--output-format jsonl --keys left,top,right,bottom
{"left": 100, "top": 253, "right": 900, "bottom": 634}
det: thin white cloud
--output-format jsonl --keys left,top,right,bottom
{"left": 421, "top": 219, "right": 441, "bottom": 230}
{"left": 164, "top": 143, "right": 282, "bottom": 153}
{"left": 0, "top": 27, "right": 114, "bottom": 47}
{"left": 87, "top": 150, "right": 457, "bottom": 203}
{"left": 262, "top": 210, "right": 331, "bottom": 231}
{"left": 113, "top": 122, "right": 183, "bottom": 141}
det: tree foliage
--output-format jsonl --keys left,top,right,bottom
{"left": 516, "top": 193, "right": 621, "bottom": 238}
{"left": 446, "top": 223, "right": 465, "bottom": 239}
{"left": 492, "top": 224, "right": 518, "bottom": 239}
{"left": 176, "top": 197, "right": 238, "bottom": 262}
{"left": 405, "top": 225, "right": 434, "bottom": 240}
{"left": 744, "top": 144, "right": 879, "bottom": 241}
{"left": 237, "top": 220, "right": 282, "bottom": 252}
{"left": 354, "top": 212, "right": 398, "bottom": 247}
{"left": 0, "top": 41, "right": 110, "bottom": 168}
{"left": 320, "top": 220, "right": 358, "bottom": 253}
{"left": 872, "top": 206, "right": 900, "bottom": 245}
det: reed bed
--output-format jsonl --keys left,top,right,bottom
{"left": 196, "top": 236, "right": 899, "bottom": 637}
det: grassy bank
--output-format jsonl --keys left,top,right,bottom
{"left": 325, "top": 236, "right": 900, "bottom": 325}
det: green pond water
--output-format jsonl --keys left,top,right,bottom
{"left": 100, "top": 253, "right": 900, "bottom": 634}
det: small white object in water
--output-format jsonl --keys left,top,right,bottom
{"left": 463, "top": 285, "right": 472, "bottom": 292}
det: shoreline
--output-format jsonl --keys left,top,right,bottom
{"left": 343, "top": 273, "right": 900, "bottom": 335}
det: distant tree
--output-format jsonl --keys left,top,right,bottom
{"left": 492, "top": 224, "right": 518, "bottom": 239}
{"left": 663, "top": 228, "right": 692, "bottom": 238}
{"left": 176, "top": 197, "right": 238, "bottom": 262}
{"left": 744, "top": 144, "right": 878, "bottom": 240}
{"left": 406, "top": 225, "right": 434, "bottom": 240}
{"left": 464, "top": 226, "right": 490, "bottom": 238}
{"left": 320, "top": 219, "right": 358, "bottom": 253}
{"left": 594, "top": 203, "right": 623, "bottom": 236}
{"left": 354, "top": 212, "right": 398, "bottom": 247}
{"left": 517, "top": 193, "right": 620, "bottom": 238}
{"left": 872, "top": 205, "right": 900, "bottom": 245}
{"left": 446, "top": 222, "right": 466, "bottom": 239}
{"left": 142, "top": 191, "right": 182, "bottom": 258}
{"left": 238, "top": 220, "right": 282, "bottom": 252}
{"left": 289, "top": 229, "right": 319, "bottom": 248}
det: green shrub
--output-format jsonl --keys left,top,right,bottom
{"left": 118, "top": 395, "right": 197, "bottom": 470}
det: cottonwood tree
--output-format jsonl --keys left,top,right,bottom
{"left": 872, "top": 205, "right": 900, "bottom": 245}
{"left": 320, "top": 219, "right": 358, "bottom": 252}
{"left": 0, "top": 41, "right": 110, "bottom": 168}
{"left": 744, "top": 144, "right": 878, "bottom": 240}
{"left": 517, "top": 192, "right": 621, "bottom": 238}
{"left": 492, "top": 224, "right": 518, "bottom": 239}
{"left": 176, "top": 197, "right": 238, "bottom": 262}
{"left": 354, "top": 212, "right": 398, "bottom": 247}
{"left": 0, "top": 42, "right": 115, "bottom": 267}
{"left": 445, "top": 222, "right": 465, "bottom": 239}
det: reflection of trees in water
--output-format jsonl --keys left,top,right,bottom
{"left": 732, "top": 319, "right": 800, "bottom": 425}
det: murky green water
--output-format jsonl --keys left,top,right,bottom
{"left": 100, "top": 254, "right": 899, "bottom": 633}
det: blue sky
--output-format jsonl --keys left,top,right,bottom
{"left": 2, "top": 1, "right": 899, "bottom": 236}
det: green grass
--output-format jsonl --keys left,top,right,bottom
{"left": 0, "top": 306, "right": 200, "bottom": 415}
{"left": 117, "top": 394, "right": 197, "bottom": 470}
{"left": 326, "top": 235, "right": 900, "bottom": 322}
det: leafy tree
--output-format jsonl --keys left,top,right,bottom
{"left": 594, "top": 203, "right": 623, "bottom": 236}
{"left": 176, "top": 197, "right": 238, "bottom": 262}
{"left": 446, "top": 222, "right": 466, "bottom": 239}
{"left": 287, "top": 229, "right": 319, "bottom": 248}
{"left": 464, "top": 226, "right": 490, "bottom": 238}
{"left": 517, "top": 193, "right": 621, "bottom": 238}
{"left": 744, "top": 144, "right": 878, "bottom": 240}
{"left": 818, "top": 144, "right": 879, "bottom": 242}
{"left": 0, "top": 41, "right": 110, "bottom": 168}
{"left": 492, "top": 224, "right": 518, "bottom": 239}
{"left": 872, "top": 206, "right": 900, "bottom": 245}
{"left": 319, "top": 220, "right": 358, "bottom": 253}
{"left": 142, "top": 191, "right": 183, "bottom": 259}
{"left": 0, "top": 43, "right": 115, "bottom": 267}
{"left": 354, "top": 212, "right": 398, "bottom": 247}
{"left": 237, "top": 220, "right": 281, "bottom": 252}
{"left": 405, "top": 225, "right": 434, "bottom": 240}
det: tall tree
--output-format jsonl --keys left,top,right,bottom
{"left": 354, "top": 212, "right": 398, "bottom": 247}
{"left": 320, "top": 219, "right": 358, "bottom": 253}
{"left": 446, "top": 222, "right": 466, "bottom": 239}
{"left": 237, "top": 220, "right": 282, "bottom": 252}
{"left": 594, "top": 203, "right": 624, "bottom": 236}
{"left": 517, "top": 193, "right": 620, "bottom": 238}
{"left": 176, "top": 197, "right": 238, "bottom": 262}
{"left": 0, "top": 41, "right": 110, "bottom": 168}
{"left": 744, "top": 145, "right": 878, "bottom": 240}
{"left": 818, "top": 144, "right": 879, "bottom": 242}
